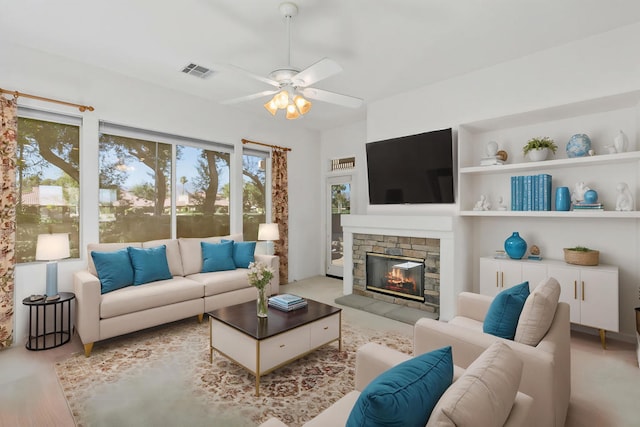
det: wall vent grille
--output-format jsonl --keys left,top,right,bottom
{"left": 330, "top": 157, "right": 355, "bottom": 171}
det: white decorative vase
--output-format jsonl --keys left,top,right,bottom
{"left": 614, "top": 130, "right": 628, "bottom": 153}
{"left": 528, "top": 148, "right": 549, "bottom": 162}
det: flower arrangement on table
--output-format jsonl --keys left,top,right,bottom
{"left": 248, "top": 261, "right": 275, "bottom": 317}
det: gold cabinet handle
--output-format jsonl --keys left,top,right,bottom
{"left": 496, "top": 271, "right": 499, "bottom": 287}
{"left": 501, "top": 272, "right": 504, "bottom": 288}
{"left": 279, "top": 344, "right": 285, "bottom": 348}
{"left": 323, "top": 326, "right": 329, "bottom": 330}
{"left": 582, "top": 281, "right": 585, "bottom": 301}
{"left": 574, "top": 280, "right": 577, "bottom": 299}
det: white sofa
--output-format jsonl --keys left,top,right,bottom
{"left": 414, "top": 285, "right": 571, "bottom": 427}
{"left": 74, "top": 234, "right": 279, "bottom": 356}
{"left": 260, "top": 342, "right": 534, "bottom": 427}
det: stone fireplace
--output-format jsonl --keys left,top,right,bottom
{"left": 353, "top": 234, "right": 439, "bottom": 314}
{"left": 341, "top": 215, "right": 461, "bottom": 321}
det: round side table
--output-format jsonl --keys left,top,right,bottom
{"left": 22, "top": 292, "right": 75, "bottom": 351}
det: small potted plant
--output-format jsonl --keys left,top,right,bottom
{"left": 563, "top": 246, "right": 599, "bottom": 266}
{"left": 523, "top": 137, "right": 558, "bottom": 161}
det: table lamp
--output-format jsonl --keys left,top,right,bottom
{"left": 258, "top": 223, "right": 280, "bottom": 256}
{"left": 36, "top": 233, "right": 70, "bottom": 299}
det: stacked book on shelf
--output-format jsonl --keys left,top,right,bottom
{"left": 268, "top": 294, "right": 308, "bottom": 312}
{"left": 572, "top": 202, "right": 604, "bottom": 211}
{"left": 510, "top": 174, "right": 552, "bottom": 211}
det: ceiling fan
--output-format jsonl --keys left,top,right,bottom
{"left": 221, "top": 2, "right": 363, "bottom": 120}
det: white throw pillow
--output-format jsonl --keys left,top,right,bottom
{"left": 426, "top": 341, "right": 523, "bottom": 427}
{"left": 514, "top": 277, "right": 561, "bottom": 346}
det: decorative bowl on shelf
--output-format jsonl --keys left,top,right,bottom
{"left": 566, "top": 134, "right": 592, "bottom": 158}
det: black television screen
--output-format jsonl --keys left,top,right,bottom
{"left": 366, "top": 128, "right": 455, "bottom": 204}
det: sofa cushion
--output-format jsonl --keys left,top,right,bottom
{"left": 91, "top": 248, "right": 134, "bottom": 294}
{"left": 188, "top": 268, "right": 252, "bottom": 296}
{"left": 100, "top": 276, "right": 204, "bottom": 319}
{"left": 143, "top": 239, "right": 184, "bottom": 276}
{"left": 201, "top": 241, "right": 236, "bottom": 272}
{"left": 346, "top": 346, "right": 453, "bottom": 427}
{"left": 178, "top": 234, "right": 242, "bottom": 275}
{"left": 304, "top": 391, "right": 361, "bottom": 427}
{"left": 223, "top": 239, "right": 257, "bottom": 268}
{"left": 426, "top": 342, "right": 523, "bottom": 427}
{"left": 515, "top": 277, "right": 561, "bottom": 346}
{"left": 127, "top": 245, "right": 173, "bottom": 285}
{"left": 87, "top": 242, "right": 142, "bottom": 276}
{"left": 483, "top": 281, "right": 530, "bottom": 340}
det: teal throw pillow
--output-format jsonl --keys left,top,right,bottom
{"left": 483, "top": 281, "right": 530, "bottom": 340}
{"left": 346, "top": 346, "right": 453, "bottom": 427}
{"left": 222, "top": 239, "right": 257, "bottom": 268}
{"left": 201, "top": 241, "right": 236, "bottom": 272}
{"left": 127, "top": 245, "right": 173, "bottom": 285}
{"left": 91, "top": 249, "right": 134, "bottom": 294}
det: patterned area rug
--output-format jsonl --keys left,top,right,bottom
{"left": 55, "top": 317, "right": 412, "bottom": 427}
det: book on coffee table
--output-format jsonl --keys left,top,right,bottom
{"left": 268, "top": 294, "right": 307, "bottom": 311}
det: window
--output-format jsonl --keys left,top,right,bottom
{"left": 16, "top": 110, "right": 81, "bottom": 263}
{"left": 176, "top": 145, "right": 230, "bottom": 238}
{"left": 98, "top": 122, "right": 233, "bottom": 242}
{"left": 98, "top": 132, "right": 171, "bottom": 242}
{"left": 242, "top": 151, "right": 268, "bottom": 241}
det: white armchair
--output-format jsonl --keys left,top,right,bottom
{"left": 414, "top": 281, "right": 571, "bottom": 427}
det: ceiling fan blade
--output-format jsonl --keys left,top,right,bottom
{"left": 220, "top": 90, "right": 279, "bottom": 105}
{"left": 292, "top": 58, "right": 342, "bottom": 87}
{"left": 219, "top": 63, "right": 281, "bottom": 88}
{"left": 301, "top": 87, "right": 363, "bottom": 109}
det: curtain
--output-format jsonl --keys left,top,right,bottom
{"left": 272, "top": 149, "right": 288, "bottom": 284}
{"left": 0, "top": 96, "right": 17, "bottom": 350}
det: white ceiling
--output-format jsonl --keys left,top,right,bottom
{"left": 3, "top": 0, "right": 640, "bottom": 131}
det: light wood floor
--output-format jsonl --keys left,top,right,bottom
{"left": 1, "top": 276, "right": 638, "bottom": 426}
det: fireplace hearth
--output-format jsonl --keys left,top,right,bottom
{"left": 366, "top": 253, "right": 425, "bottom": 302}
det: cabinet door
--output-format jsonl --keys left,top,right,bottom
{"left": 522, "top": 263, "right": 548, "bottom": 291}
{"left": 579, "top": 269, "right": 619, "bottom": 332}
{"left": 548, "top": 266, "right": 581, "bottom": 324}
{"left": 479, "top": 258, "right": 501, "bottom": 297}
{"left": 500, "top": 261, "right": 523, "bottom": 290}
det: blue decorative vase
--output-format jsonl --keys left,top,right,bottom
{"left": 583, "top": 189, "right": 598, "bottom": 204}
{"left": 566, "top": 134, "right": 591, "bottom": 158}
{"left": 555, "top": 187, "right": 571, "bottom": 211}
{"left": 504, "top": 232, "right": 527, "bottom": 259}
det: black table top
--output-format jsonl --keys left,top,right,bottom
{"left": 207, "top": 297, "right": 341, "bottom": 340}
{"left": 22, "top": 292, "right": 75, "bottom": 306}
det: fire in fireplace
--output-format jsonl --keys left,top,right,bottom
{"left": 366, "top": 253, "right": 425, "bottom": 302}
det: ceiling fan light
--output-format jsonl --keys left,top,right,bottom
{"left": 286, "top": 103, "right": 300, "bottom": 120}
{"left": 294, "top": 95, "right": 312, "bottom": 115}
{"left": 274, "top": 90, "right": 289, "bottom": 109}
{"left": 264, "top": 99, "right": 278, "bottom": 116}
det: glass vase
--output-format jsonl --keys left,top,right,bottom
{"left": 504, "top": 232, "right": 527, "bottom": 260}
{"left": 257, "top": 287, "right": 268, "bottom": 318}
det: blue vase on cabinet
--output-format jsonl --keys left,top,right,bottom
{"left": 504, "top": 232, "right": 527, "bottom": 259}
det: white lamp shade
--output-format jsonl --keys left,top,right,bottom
{"left": 258, "top": 223, "right": 280, "bottom": 241}
{"left": 36, "top": 233, "right": 70, "bottom": 261}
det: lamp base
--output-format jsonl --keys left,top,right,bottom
{"left": 45, "top": 261, "right": 59, "bottom": 298}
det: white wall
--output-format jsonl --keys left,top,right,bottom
{"left": 321, "top": 22, "right": 640, "bottom": 338}
{"left": 1, "top": 43, "right": 322, "bottom": 344}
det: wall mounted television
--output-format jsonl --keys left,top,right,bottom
{"left": 366, "top": 127, "right": 455, "bottom": 205}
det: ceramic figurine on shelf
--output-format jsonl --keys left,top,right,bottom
{"left": 614, "top": 130, "right": 629, "bottom": 153}
{"left": 616, "top": 182, "right": 634, "bottom": 211}
{"left": 496, "top": 196, "right": 507, "bottom": 211}
{"left": 473, "top": 194, "right": 490, "bottom": 211}
{"left": 571, "top": 182, "right": 590, "bottom": 204}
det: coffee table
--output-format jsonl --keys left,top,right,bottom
{"left": 207, "top": 298, "right": 342, "bottom": 396}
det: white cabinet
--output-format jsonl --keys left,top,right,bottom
{"left": 479, "top": 257, "right": 547, "bottom": 296}
{"left": 547, "top": 264, "right": 619, "bottom": 333}
{"left": 480, "top": 257, "right": 619, "bottom": 344}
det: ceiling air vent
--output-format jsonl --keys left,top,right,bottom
{"left": 181, "top": 63, "right": 214, "bottom": 79}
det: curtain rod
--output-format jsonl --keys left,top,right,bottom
{"left": 0, "top": 87, "right": 94, "bottom": 112}
{"left": 242, "top": 138, "right": 291, "bottom": 152}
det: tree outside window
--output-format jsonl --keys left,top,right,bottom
{"left": 242, "top": 153, "right": 267, "bottom": 241}
{"left": 16, "top": 117, "right": 80, "bottom": 263}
